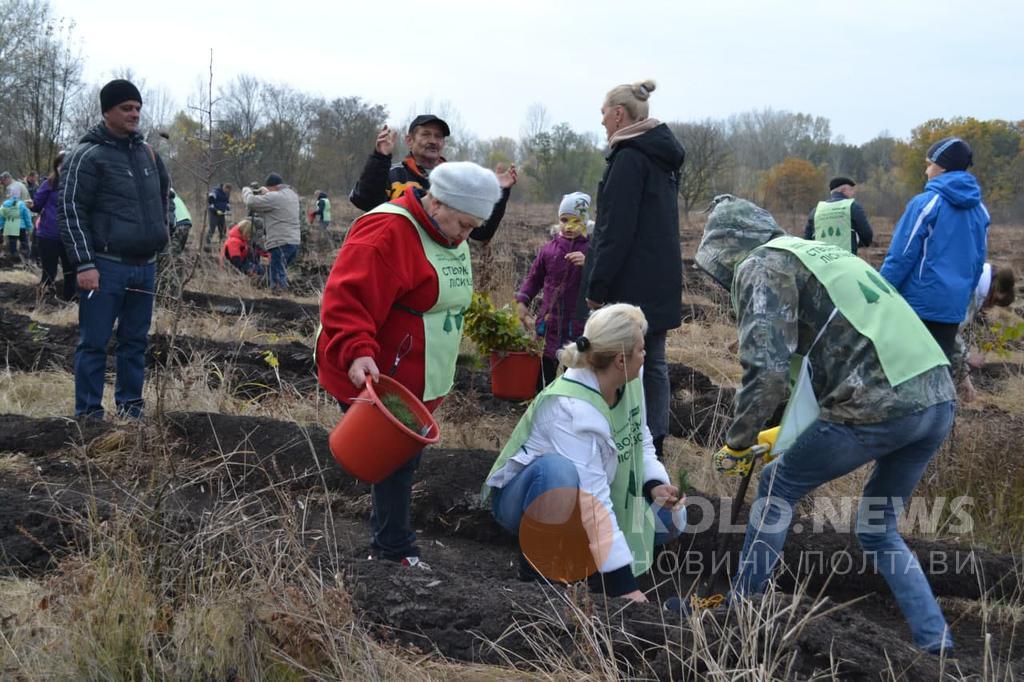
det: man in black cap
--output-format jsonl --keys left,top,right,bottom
{"left": 804, "top": 176, "right": 873, "bottom": 254}
{"left": 348, "top": 114, "right": 517, "bottom": 241}
{"left": 58, "top": 78, "right": 170, "bottom": 419}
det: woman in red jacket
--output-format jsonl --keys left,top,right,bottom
{"left": 220, "top": 219, "right": 266, "bottom": 276}
{"left": 317, "top": 162, "right": 501, "bottom": 568}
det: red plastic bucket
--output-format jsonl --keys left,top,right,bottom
{"left": 328, "top": 375, "right": 440, "bottom": 484}
{"left": 489, "top": 351, "right": 541, "bottom": 400}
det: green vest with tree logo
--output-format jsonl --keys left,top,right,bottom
{"left": 483, "top": 375, "right": 655, "bottom": 576}
{"left": 813, "top": 198, "right": 854, "bottom": 251}
{"left": 750, "top": 236, "right": 948, "bottom": 386}
{"left": 313, "top": 202, "right": 470, "bottom": 400}
{"left": 173, "top": 195, "right": 192, "bottom": 225}
{"left": 370, "top": 202, "right": 470, "bottom": 401}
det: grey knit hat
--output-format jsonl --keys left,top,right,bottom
{"left": 428, "top": 162, "right": 501, "bottom": 221}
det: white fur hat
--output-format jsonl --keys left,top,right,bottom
{"left": 428, "top": 162, "right": 502, "bottom": 221}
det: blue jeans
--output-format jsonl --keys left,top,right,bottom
{"left": 643, "top": 331, "right": 669, "bottom": 441}
{"left": 491, "top": 453, "right": 684, "bottom": 546}
{"left": 75, "top": 259, "right": 156, "bottom": 418}
{"left": 734, "top": 401, "right": 956, "bottom": 651}
{"left": 268, "top": 243, "right": 298, "bottom": 290}
{"left": 369, "top": 452, "right": 422, "bottom": 560}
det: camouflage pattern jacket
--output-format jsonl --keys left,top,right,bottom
{"left": 728, "top": 247, "right": 956, "bottom": 449}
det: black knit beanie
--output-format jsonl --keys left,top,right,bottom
{"left": 100, "top": 79, "right": 143, "bottom": 112}
{"left": 264, "top": 172, "right": 284, "bottom": 187}
{"left": 927, "top": 137, "right": 973, "bottom": 172}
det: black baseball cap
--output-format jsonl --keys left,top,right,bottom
{"left": 408, "top": 114, "right": 450, "bottom": 136}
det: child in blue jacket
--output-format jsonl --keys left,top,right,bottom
{"left": 1, "top": 197, "right": 33, "bottom": 259}
{"left": 880, "top": 137, "right": 988, "bottom": 358}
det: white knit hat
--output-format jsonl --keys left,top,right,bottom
{"left": 428, "top": 162, "right": 502, "bottom": 221}
{"left": 558, "top": 192, "right": 591, "bottom": 220}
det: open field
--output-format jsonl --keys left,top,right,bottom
{"left": 1, "top": 206, "right": 1022, "bottom": 680}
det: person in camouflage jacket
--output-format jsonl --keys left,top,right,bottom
{"left": 694, "top": 195, "right": 957, "bottom": 655}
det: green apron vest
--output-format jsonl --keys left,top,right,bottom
{"left": 813, "top": 198, "right": 854, "bottom": 251}
{"left": 173, "top": 196, "right": 192, "bottom": 225}
{"left": 484, "top": 375, "right": 655, "bottom": 576}
{"left": 2, "top": 203, "right": 23, "bottom": 237}
{"left": 364, "top": 202, "right": 471, "bottom": 401}
{"left": 744, "top": 236, "right": 948, "bottom": 387}
{"left": 321, "top": 197, "right": 331, "bottom": 223}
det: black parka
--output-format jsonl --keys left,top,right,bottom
{"left": 578, "top": 123, "right": 686, "bottom": 333}
{"left": 58, "top": 123, "right": 170, "bottom": 269}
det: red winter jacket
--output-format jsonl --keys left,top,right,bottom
{"left": 221, "top": 225, "right": 249, "bottom": 264}
{"left": 317, "top": 191, "right": 460, "bottom": 410}
{"left": 220, "top": 224, "right": 268, "bottom": 270}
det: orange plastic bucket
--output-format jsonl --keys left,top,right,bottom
{"left": 489, "top": 351, "right": 541, "bottom": 400}
{"left": 329, "top": 375, "right": 440, "bottom": 484}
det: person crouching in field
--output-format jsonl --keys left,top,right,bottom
{"left": 484, "top": 303, "right": 686, "bottom": 602}
{"left": 220, "top": 219, "right": 266, "bottom": 277}
{"left": 695, "top": 195, "right": 956, "bottom": 655}
{"left": 516, "top": 192, "right": 591, "bottom": 387}
{"left": 318, "top": 162, "right": 502, "bottom": 569}
{"left": 954, "top": 263, "right": 1015, "bottom": 402}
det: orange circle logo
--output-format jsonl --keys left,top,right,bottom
{"left": 518, "top": 488, "right": 615, "bottom": 583}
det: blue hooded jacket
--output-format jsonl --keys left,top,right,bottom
{"left": 880, "top": 171, "right": 988, "bottom": 324}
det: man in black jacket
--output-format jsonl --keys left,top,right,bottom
{"left": 59, "top": 79, "right": 170, "bottom": 419}
{"left": 804, "top": 177, "right": 873, "bottom": 254}
{"left": 206, "top": 182, "right": 232, "bottom": 246}
{"left": 348, "top": 114, "right": 517, "bottom": 241}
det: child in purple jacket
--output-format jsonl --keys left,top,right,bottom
{"left": 516, "top": 192, "right": 591, "bottom": 386}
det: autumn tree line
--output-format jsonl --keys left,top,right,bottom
{"left": 3, "top": 0, "right": 1022, "bottom": 223}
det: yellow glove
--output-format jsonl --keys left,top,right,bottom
{"left": 758, "top": 426, "right": 780, "bottom": 462}
{"left": 713, "top": 443, "right": 762, "bottom": 477}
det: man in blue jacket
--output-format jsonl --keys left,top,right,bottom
{"left": 880, "top": 137, "right": 988, "bottom": 358}
{"left": 59, "top": 79, "right": 170, "bottom": 419}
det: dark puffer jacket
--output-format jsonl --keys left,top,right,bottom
{"left": 58, "top": 123, "right": 170, "bottom": 270}
{"left": 578, "top": 123, "right": 686, "bottom": 332}
{"left": 349, "top": 152, "right": 511, "bottom": 242}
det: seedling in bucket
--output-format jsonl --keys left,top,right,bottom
{"left": 329, "top": 375, "right": 440, "bottom": 484}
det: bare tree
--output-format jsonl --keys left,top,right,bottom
{"left": 520, "top": 102, "right": 550, "bottom": 140}
{"left": 669, "top": 120, "right": 729, "bottom": 220}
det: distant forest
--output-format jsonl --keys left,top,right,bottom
{"left": 2, "top": 0, "right": 1022, "bottom": 221}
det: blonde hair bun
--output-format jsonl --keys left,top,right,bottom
{"left": 634, "top": 79, "right": 656, "bottom": 101}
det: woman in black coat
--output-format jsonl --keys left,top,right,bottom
{"left": 578, "top": 79, "right": 686, "bottom": 460}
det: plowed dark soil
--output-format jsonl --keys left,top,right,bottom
{"left": 1, "top": 411, "right": 1019, "bottom": 679}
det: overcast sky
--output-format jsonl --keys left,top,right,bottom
{"left": 52, "top": 0, "right": 1022, "bottom": 146}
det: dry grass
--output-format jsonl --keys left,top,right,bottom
{"left": 3, "top": 209, "right": 1024, "bottom": 679}
{"left": 0, "top": 439, "right": 562, "bottom": 681}
{"left": 0, "top": 366, "right": 76, "bottom": 417}
{"left": 0, "top": 269, "right": 38, "bottom": 286}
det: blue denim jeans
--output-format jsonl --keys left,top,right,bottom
{"left": 268, "top": 243, "right": 298, "bottom": 290}
{"left": 369, "top": 451, "right": 422, "bottom": 560}
{"left": 643, "top": 331, "right": 669, "bottom": 441}
{"left": 491, "top": 453, "right": 684, "bottom": 546}
{"left": 75, "top": 259, "right": 156, "bottom": 418}
{"left": 734, "top": 401, "right": 956, "bottom": 652}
